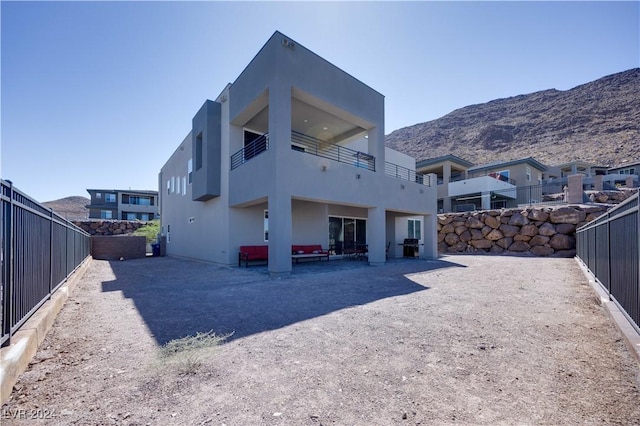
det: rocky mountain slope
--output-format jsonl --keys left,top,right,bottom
{"left": 385, "top": 68, "right": 639, "bottom": 167}
{"left": 42, "top": 196, "right": 89, "bottom": 220}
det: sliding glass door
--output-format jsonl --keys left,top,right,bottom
{"left": 329, "top": 216, "right": 366, "bottom": 254}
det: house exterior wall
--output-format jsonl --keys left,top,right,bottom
{"left": 159, "top": 31, "right": 438, "bottom": 275}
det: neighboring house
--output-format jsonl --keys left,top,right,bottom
{"left": 416, "top": 154, "right": 475, "bottom": 213}
{"left": 543, "top": 160, "right": 639, "bottom": 191}
{"left": 415, "top": 156, "right": 547, "bottom": 212}
{"left": 607, "top": 162, "right": 640, "bottom": 188}
{"left": 545, "top": 160, "right": 608, "bottom": 180}
{"left": 86, "top": 189, "right": 158, "bottom": 220}
{"left": 159, "top": 31, "right": 438, "bottom": 277}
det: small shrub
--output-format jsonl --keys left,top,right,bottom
{"left": 156, "top": 330, "right": 233, "bottom": 375}
{"left": 132, "top": 219, "right": 160, "bottom": 243}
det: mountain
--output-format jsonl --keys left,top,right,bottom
{"left": 385, "top": 68, "right": 640, "bottom": 168}
{"left": 42, "top": 196, "right": 90, "bottom": 220}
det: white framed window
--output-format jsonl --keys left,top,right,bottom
{"left": 408, "top": 219, "right": 421, "bottom": 240}
{"left": 264, "top": 210, "right": 269, "bottom": 242}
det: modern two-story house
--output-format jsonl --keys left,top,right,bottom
{"left": 86, "top": 189, "right": 158, "bottom": 220}
{"left": 159, "top": 31, "right": 438, "bottom": 277}
{"left": 416, "top": 154, "right": 474, "bottom": 213}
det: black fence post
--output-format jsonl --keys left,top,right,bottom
{"left": 49, "top": 208, "right": 54, "bottom": 300}
{"left": 1, "top": 181, "right": 14, "bottom": 347}
{"left": 607, "top": 210, "right": 612, "bottom": 301}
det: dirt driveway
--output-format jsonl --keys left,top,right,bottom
{"left": 2, "top": 256, "right": 639, "bottom": 425}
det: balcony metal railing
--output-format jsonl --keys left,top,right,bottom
{"left": 230, "top": 133, "right": 269, "bottom": 170}
{"left": 385, "top": 162, "right": 430, "bottom": 186}
{"left": 291, "top": 130, "right": 375, "bottom": 172}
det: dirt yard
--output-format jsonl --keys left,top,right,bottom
{"left": 2, "top": 256, "right": 639, "bottom": 425}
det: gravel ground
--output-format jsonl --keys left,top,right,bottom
{"left": 2, "top": 255, "right": 639, "bottom": 425}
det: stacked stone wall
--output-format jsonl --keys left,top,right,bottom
{"left": 438, "top": 205, "right": 609, "bottom": 257}
{"left": 73, "top": 220, "right": 149, "bottom": 236}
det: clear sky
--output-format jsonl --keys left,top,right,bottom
{"left": 1, "top": 1, "right": 638, "bottom": 202}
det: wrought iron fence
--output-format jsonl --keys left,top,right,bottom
{"left": 576, "top": 192, "right": 639, "bottom": 334}
{"left": 1, "top": 180, "right": 91, "bottom": 347}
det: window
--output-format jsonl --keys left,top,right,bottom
{"left": 171, "top": 177, "right": 175, "bottom": 193}
{"left": 188, "top": 159, "right": 193, "bottom": 184}
{"left": 127, "top": 212, "right": 137, "bottom": 220}
{"left": 141, "top": 214, "right": 149, "bottom": 221}
{"left": 195, "top": 133, "right": 203, "bottom": 170}
{"left": 408, "top": 219, "right": 421, "bottom": 240}
{"left": 526, "top": 167, "right": 531, "bottom": 182}
{"left": 105, "top": 193, "right": 116, "bottom": 203}
{"left": 182, "top": 176, "right": 187, "bottom": 196}
{"left": 167, "top": 180, "right": 171, "bottom": 195}
{"left": 264, "top": 210, "right": 269, "bottom": 242}
{"left": 96, "top": 192, "right": 102, "bottom": 199}
{"left": 129, "top": 196, "right": 151, "bottom": 206}
{"left": 101, "top": 210, "right": 112, "bottom": 219}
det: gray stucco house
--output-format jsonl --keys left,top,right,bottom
{"left": 159, "top": 31, "right": 438, "bottom": 276}
{"left": 86, "top": 189, "right": 158, "bottom": 220}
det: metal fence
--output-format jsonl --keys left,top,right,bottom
{"left": 1, "top": 180, "right": 91, "bottom": 347}
{"left": 385, "top": 162, "right": 430, "bottom": 186}
{"left": 576, "top": 191, "right": 639, "bottom": 334}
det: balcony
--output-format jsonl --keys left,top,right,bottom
{"left": 291, "top": 131, "right": 375, "bottom": 171}
{"left": 385, "top": 162, "right": 430, "bottom": 186}
{"left": 231, "top": 133, "right": 269, "bottom": 170}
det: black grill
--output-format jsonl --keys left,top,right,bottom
{"left": 402, "top": 238, "right": 419, "bottom": 258}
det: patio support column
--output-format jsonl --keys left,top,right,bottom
{"left": 422, "top": 213, "right": 438, "bottom": 260}
{"left": 481, "top": 192, "right": 491, "bottom": 210}
{"left": 268, "top": 195, "right": 292, "bottom": 278}
{"left": 367, "top": 125, "right": 384, "bottom": 174}
{"left": 443, "top": 163, "right": 452, "bottom": 213}
{"left": 367, "top": 206, "right": 386, "bottom": 266}
{"left": 267, "top": 73, "right": 293, "bottom": 278}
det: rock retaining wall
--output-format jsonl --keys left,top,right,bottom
{"left": 438, "top": 205, "right": 609, "bottom": 257}
{"left": 73, "top": 220, "right": 149, "bottom": 236}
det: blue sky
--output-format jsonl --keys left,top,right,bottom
{"left": 1, "top": 1, "right": 638, "bottom": 203}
